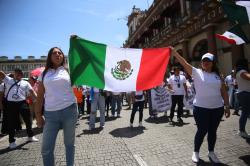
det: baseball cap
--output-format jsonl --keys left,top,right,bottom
{"left": 201, "top": 53, "right": 214, "bottom": 61}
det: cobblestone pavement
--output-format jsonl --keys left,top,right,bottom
{"left": 0, "top": 107, "right": 249, "bottom": 166}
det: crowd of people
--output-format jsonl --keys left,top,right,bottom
{"left": 0, "top": 46, "right": 249, "bottom": 166}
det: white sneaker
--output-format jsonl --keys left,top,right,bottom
{"left": 164, "top": 112, "right": 168, "bottom": 117}
{"left": 130, "top": 123, "right": 133, "bottom": 127}
{"left": 139, "top": 122, "right": 143, "bottom": 127}
{"left": 238, "top": 131, "right": 250, "bottom": 138}
{"left": 117, "top": 114, "right": 121, "bottom": 118}
{"left": 9, "top": 142, "right": 17, "bottom": 149}
{"left": 208, "top": 152, "right": 221, "bottom": 163}
{"left": 191, "top": 152, "right": 199, "bottom": 163}
{"left": 27, "top": 136, "right": 39, "bottom": 142}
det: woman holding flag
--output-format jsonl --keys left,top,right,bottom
{"left": 35, "top": 47, "right": 78, "bottom": 166}
{"left": 170, "top": 47, "right": 230, "bottom": 164}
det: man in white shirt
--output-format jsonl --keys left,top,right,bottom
{"left": 0, "top": 69, "right": 38, "bottom": 149}
{"left": 168, "top": 66, "right": 188, "bottom": 124}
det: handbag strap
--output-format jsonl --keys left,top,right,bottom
{"left": 5, "top": 80, "right": 20, "bottom": 99}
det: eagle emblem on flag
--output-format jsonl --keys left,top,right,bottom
{"left": 111, "top": 60, "right": 133, "bottom": 80}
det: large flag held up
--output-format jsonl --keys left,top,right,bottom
{"left": 215, "top": 24, "right": 249, "bottom": 45}
{"left": 68, "top": 36, "right": 171, "bottom": 92}
{"left": 221, "top": 0, "right": 250, "bottom": 25}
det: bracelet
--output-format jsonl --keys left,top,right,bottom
{"left": 224, "top": 105, "right": 230, "bottom": 109}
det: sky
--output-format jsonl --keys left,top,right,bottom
{"left": 0, "top": 0, "right": 153, "bottom": 59}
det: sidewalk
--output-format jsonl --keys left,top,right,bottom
{"left": 0, "top": 108, "right": 249, "bottom": 166}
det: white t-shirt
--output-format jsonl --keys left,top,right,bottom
{"left": 3, "top": 76, "right": 33, "bottom": 102}
{"left": 38, "top": 67, "right": 76, "bottom": 111}
{"left": 168, "top": 74, "right": 186, "bottom": 95}
{"left": 236, "top": 70, "right": 250, "bottom": 92}
{"left": 225, "top": 75, "right": 234, "bottom": 93}
{"left": 192, "top": 67, "right": 224, "bottom": 108}
{"left": 0, "top": 83, "right": 4, "bottom": 92}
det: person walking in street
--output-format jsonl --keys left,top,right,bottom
{"left": 130, "top": 91, "right": 145, "bottom": 127}
{"left": 235, "top": 58, "right": 250, "bottom": 139}
{"left": 89, "top": 87, "right": 106, "bottom": 130}
{"left": 0, "top": 69, "right": 39, "bottom": 149}
{"left": 167, "top": 66, "right": 188, "bottom": 124}
{"left": 35, "top": 47, "right": 78, "bottom": 166}
{"left": 111, "top": 92, "right": 122, "bottom": 117}
{"left": 171, "top": 48, "right": 230, "bottom": 164}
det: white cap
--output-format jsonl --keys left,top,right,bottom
{"left": 201, "top": 53, "right": 214, "bottom": 61}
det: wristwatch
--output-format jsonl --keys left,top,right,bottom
{"left": 225, "top": 105, "right": 230, "bottom": 109}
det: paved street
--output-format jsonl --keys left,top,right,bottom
{"left": 0, "top": 107, "right": 249, "bottom": 166}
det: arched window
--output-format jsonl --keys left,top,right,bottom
{"left": 192, "top": 39, "right": 208, "bottom": 61}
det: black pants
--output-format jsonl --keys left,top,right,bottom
{"left": 1, "top": 108, "right": 8, "bottom": 134}
{"left": 130, "top": 101, "right": 144, "bottom": 123}
{"left": 193, "top": 106, "right": 224, "bottom": 152}
{"left": 6, "top": 101, "right": 33, "bottom": 143}
{"left": 170, "top": 95, "right": 184, "bottom": 119}
{"left": 105, "top": 96, "right": 112, "bottom": 115}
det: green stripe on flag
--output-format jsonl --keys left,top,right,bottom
{"left": 68, "top": 37, "right": 106, "bottom": 88}
{"left": 221, "top": 1, "right": 250, "bottom": 25}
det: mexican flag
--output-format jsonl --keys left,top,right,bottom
{"left": 68, "top": 36, "right": 171, "bottom": 92}
{"left": 221, "top": 0, "right": 250, "bottom": 25}
{"left": 215, "top": 24, "right": 249, "bottom": 45}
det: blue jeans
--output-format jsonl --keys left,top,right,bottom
{"left": 42, "top": 103, "right": 78, "bottom": 166}
{"left": 111, "top": 95, "right": 122, "bottom": 116}
{"left": 193, "top": 106, "right": 224, "bottom": 152}
{"left": 89, "top": 93, "right": 105, "bottom": 128}
{"left": 237, "top": 91, "right": 250, "bottom": 132}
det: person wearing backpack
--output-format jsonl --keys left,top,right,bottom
{"left": 0, "top": 69, "right": 38, "bottom": 149}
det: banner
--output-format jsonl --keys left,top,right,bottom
{"left": 151, "top": 85, "right": 171, "bottom": 112}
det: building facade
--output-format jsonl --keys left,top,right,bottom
{"left": 125, "top": 0, "right": 250, "bottom": 75}
{"left": 0, "top": 56, "right": 46, "bottom": 78}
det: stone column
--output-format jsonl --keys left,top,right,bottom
{"left": 231, "top": 45, "right": 244, "bottom": 66}
{"left": 203, "top": 24, "right": 217, "bottom": 57}
{"left": 179, "top": 39, "right": 190, "bottom": 61}
{"left": 180, "top": 0, "right": 187, "bottom": 17}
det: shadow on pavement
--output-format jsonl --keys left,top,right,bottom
{"left": 109, "top": 126, "right": 146, "bottom": 138}
{"left": 15, "top": 127, "right": 43, "bottom": 138}
{"left": 0, "top": 141, "right": 29, "bottom": 155}
{"left": 145, "top": 116, "right": 169, "bottom": 124}
{"left": 196, "top": 159, "right": 229, "bottom": 166}
{"left": 76, "top": 127, "right": 104, "bottom": 137}
{"left": 239, "top": 155, "right": 250, "bottom": 165}
{"left": 167, "top": 121, "right": 190, "bottom": 127}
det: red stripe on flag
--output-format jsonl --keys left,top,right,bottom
{"left": 215, "top": 34, "right": 236, "bottom": 45}
{"left": 136, "top": 48, "right": 171, "bottom": 90}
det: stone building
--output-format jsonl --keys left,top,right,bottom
{"left": 0, "top": 56, "right": 46, "bottom": 78}
{"left": 125, "top": 0, "right": 250, "bottom": 75}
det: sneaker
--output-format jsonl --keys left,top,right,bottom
{"left": 139, "top": 122, "right": 143, "bottom": 127}
{"left": 9, "top": 142, "right": 17, "bottom": 149}
{"left": 192, "top": 152, "right": 199, "bottom": 163}
{"left": 27, "top": 136, "right": 39, "bottom": 142}
{"left": 117, "top": 114, "right": 121, "bottom": 118}
{"left": 208, "top": 152, "right": 221, "bottom": 163}
{"left": 89, "top": 126, "right": 94, "bottom": 130}
{"left": 163, "top": 112, "right": 168, "bottom": 117}
{"left": 238, "top": 131, "right": 250, "bottom": 138}
{"left": 100, "top": 125, "right": 105, "bottom": 129}
{"left": 130, "top": 123, "right": 133, "bottom": 127}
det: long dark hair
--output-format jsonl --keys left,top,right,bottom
{"left": 42, "top": 47, "right": 65, "bottom": 81}
{"left": 236, "top": 58, "right": 249, "bottom": 73}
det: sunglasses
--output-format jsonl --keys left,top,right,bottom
{"left": 202, "top": 58, "right": 212, "bottom": 62}
{"left": 52, "top": 51, "right": 62, "bottom": 55}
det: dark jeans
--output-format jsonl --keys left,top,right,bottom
{"left": 130, "top": 101, "right": 144, "bottom": 123}
{"left": 105, "top": 96, "right": 112, "bottom": 115}
{"left": 237, "top": 91, "right": 250, "bottom": 132}
{"left": 193, "top": 106, "right": 224, "bottom": 152}
{"left": 6, "top": 101, "right": 33, "bottom": 143}
{"left": 170, "top": 95, "right": 184, "bottom": 119}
